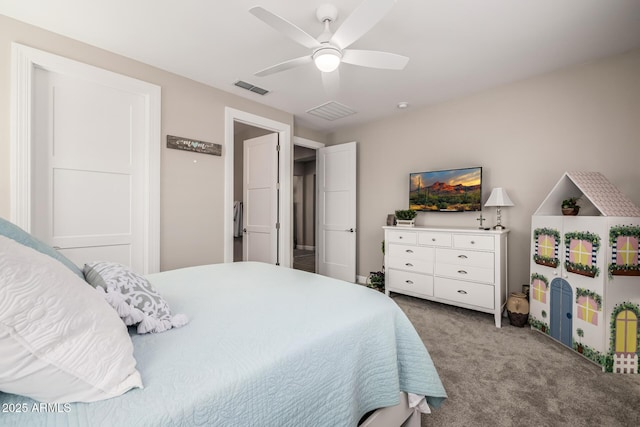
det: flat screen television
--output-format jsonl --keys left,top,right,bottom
{"left": 410, "top": 167, "right": 482, "bottom": 212}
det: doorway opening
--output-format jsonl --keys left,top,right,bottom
{"left": 291, "top": 137, "right": 325, "bottom": 274}
{"left": 293, "top": 145, "right": 316, "bottom": 273}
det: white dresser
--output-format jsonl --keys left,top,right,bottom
{"left": 384, "top": 226, "right": 509, "bottom": 327}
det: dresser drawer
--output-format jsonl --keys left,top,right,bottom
{"left": 436, "top": 248, "right": 494, "bottom": 268}
{"left": 387, "top": 256, "right": 433, "bottom": 274}
{"left": 434, "top": 277, "right": 494, "bottom": 309}
{"left": 418, "top": 232, "right": 452, "bottom": 247}
{"left": 388, "top": 244, "right": 433, "bottom": 261}
{"left": 386, "top": 230, "right": 417, "bottom": 245}
{"left": 453, "top": 234, "right": 494, "bottom": 250}
{"left": 435, "top": 262, "right": 494, "bottom": 284}
{"left": 387, "top": 269, "right": 434, "bottom": 296}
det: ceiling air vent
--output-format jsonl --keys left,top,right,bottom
{"left": 234, "top": 80, "right": 269, "bottom": 96}
{"left": 306, "top": 101, "right": 356, "bottom": 121}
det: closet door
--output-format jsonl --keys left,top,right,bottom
{"left": 33, "top": 68, "right": 147, "bottom": 271}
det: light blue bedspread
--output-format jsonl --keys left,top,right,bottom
{"left": 0, "top": 262, "right": 446, "bottom": 426}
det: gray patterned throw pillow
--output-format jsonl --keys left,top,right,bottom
{"left": 84, "top": 261, "right": 188, "bottom": 334}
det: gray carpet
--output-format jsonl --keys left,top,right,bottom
{"left": 392, "top": 294, "right": 640, "bottom": 427}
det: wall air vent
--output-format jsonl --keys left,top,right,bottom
{"left": 306, "top": 101, "right": 357, "bottom": 121}
{"left": 234, "top": 80, "right": 269, "bottom": 96}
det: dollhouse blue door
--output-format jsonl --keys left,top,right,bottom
{"left": 550, "top": 278, "right": 573, "bottom": 348}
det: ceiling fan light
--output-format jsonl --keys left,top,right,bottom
{"left": 313, "top": 48, "right": 341, "bottom": 73}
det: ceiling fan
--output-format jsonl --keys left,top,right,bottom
{"left": 250, "top": 0, "right": 409, "bottom": 76}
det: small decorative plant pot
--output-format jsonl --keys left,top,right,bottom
{"left": 562, "top": 207, "right": 579, "bottom": 216}
{"left": 395, "top": 219, "right": 415, "bottom": 227}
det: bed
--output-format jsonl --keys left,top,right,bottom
{"left": 0, "top": 221, "right": 446, "bottom": 426}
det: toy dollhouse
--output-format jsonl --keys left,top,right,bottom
{"left": 529, "top": 172, "right": 640, "bottom": 373}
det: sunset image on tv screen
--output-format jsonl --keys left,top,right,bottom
{"left": 410, "top": 167, "right": 482, "bottom": 212}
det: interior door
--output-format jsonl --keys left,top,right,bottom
{"left": 243, "top": 133, "right": 279, "bottom": 264}
{"left": 317, "top": 142, "right": 357, "bottom": 282}
{"left": 32, "top": 68, "right": 146, "bottom": 272}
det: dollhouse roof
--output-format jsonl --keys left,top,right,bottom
{"left": 534, "top": 171, "right": 640, "bottom": 217}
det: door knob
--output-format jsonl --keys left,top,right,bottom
{"left": 243, "top": 228, "right": 247, "bottom": 233}
{"left": 345, "top": 228, "right": 355, "bottom": 232}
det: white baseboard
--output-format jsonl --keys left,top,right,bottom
{"left": 356, "top": 275, "right": 367, "bottom": 285}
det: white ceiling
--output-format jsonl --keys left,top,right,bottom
{"left": 2, "top": 0, "right": 640, "bottom": 132}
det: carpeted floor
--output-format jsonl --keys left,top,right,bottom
{"left": 392, "top": 294, "right": 640, "bottom": 427}
{"left": 293, "top": 249, "right": 315, "bottom": 273}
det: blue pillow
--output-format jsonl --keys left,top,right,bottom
{"left": 0, "top": 216, "right": 84, "bottom": 279}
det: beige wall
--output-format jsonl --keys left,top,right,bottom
{"left": 0, "top": 15, "right": 295, "bottom": 271}
{"left": 293, "top": 122, "right": 329, "bottom": 144}
{"left": 329, "top": 48, "right": 640, "bottom": 291}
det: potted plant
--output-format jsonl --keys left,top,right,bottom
{"left": 395, "top": 209, "right": 417, "bottom": 227}
{"left": 366, "top": 241, "right": 385, "bottom": 293}
{"left": 561, "top": 197, "right": 580, "bottom": 215}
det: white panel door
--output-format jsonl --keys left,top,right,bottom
{"left": 243, "top": 133, "right": 279, "bottom": 264}
{"left": 318, "top": 142, "right": 357, "bottom": 282}
{"left": 33, "top": 68, "right": 146, "bottom": 271}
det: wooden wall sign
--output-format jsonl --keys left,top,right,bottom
{"left": 167, "top": 135, "right": 221, "bottom": 156}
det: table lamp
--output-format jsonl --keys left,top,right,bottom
{"left": 484, "top": 188, "right": 514, "bottom": 230}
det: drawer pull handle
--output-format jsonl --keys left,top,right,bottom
{"left": 457, "top": 290, "right": 468, "bottom": 295}
{"left": 405, "top": 263, "right": 413, "bottom": 267}
{"left": 458, "top": 254, "right": 468, "bottom": 259}
{"left": 405, "top": 280, "right": 414, "bottom": 285}
{"left": 431, "top": 238, "right": 436, "bottom": 241}
{"left": 399, "top": 236, "right": 403, "bottom": 239}
{"left": 470, "top": 241, "right": 475, "bottom": 244}
{"left": 405, "top": 249, "right": 413, "bottom": 253}
{"left": 457, "top": 270, "right": 468, "bottom": 274}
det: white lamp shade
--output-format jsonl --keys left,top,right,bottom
{"left": 313, "top": 48, "right": 341, "bottom": 73}
{"left": 485, "top": 187, "right": 514, "bottom": 207}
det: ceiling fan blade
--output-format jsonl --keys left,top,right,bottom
{"left": 250, "top": 6, "right": 321, "bottom": 49}
{"left": 341, "top": 49, "right": 409, "bottom": 70}
{"left": 330, "top": 0, "right": 398, "bottom": 49}
{"left": 255, "top": 55, "right": 313, "bottom": 77}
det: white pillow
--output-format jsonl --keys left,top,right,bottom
{"left": 0, "top": 235, "right": 143, "bottom": 403}
{"left": 84, "top": 261, "right": 189, "bottom": 334}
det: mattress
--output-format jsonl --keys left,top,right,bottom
{"left": 0, "top": 262, "right": 446, "bottom": 426}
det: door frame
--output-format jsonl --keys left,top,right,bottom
{"left": 10, "top": 43, "right": 161, "bottom": 273}
{"left": 223, "top": 108, "right": 291, "bottom": 266}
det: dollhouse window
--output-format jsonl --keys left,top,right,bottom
{"left": 616, "top": 236, "right": 638, "bottom": 266}
{"left": 532, "top": 279, "right": 546, "bottom": 303}
{"left": 569, "top": 240, "right": 593, "bottom": 266}
{"left": 538, "top": 235, "right": 555, "bottom": 258}
{"left": 615, "top": 310, "right": 638, "bottom": 354}
{"left": 577, "top": 296, "right": 598, "bottom": 325}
